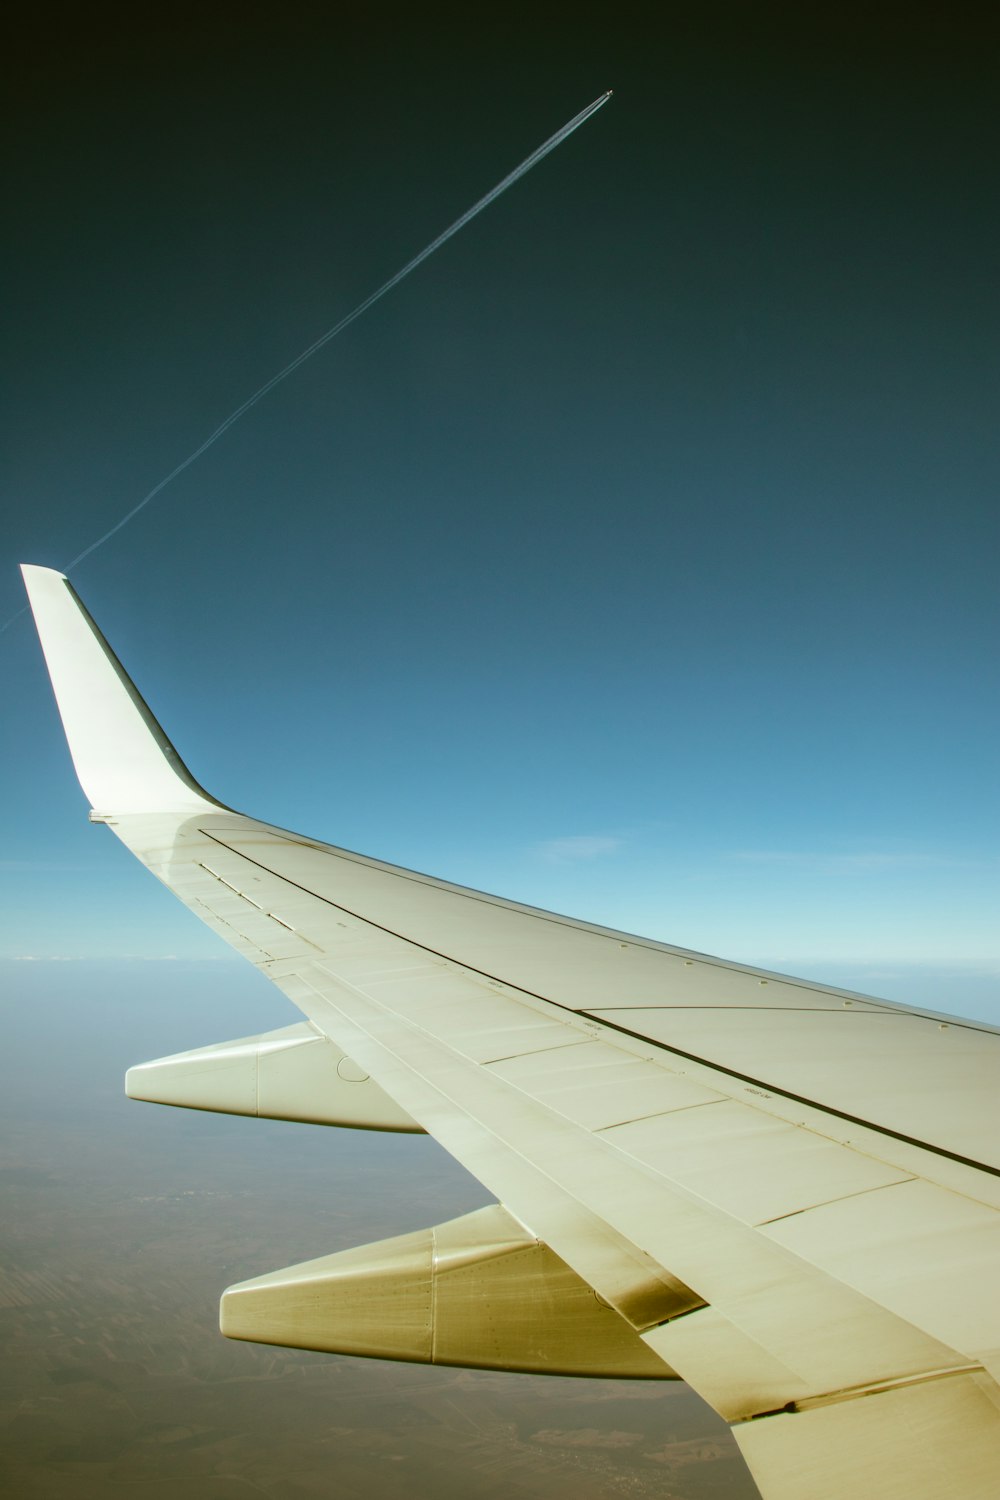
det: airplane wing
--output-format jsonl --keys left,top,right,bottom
{"left": 22, "top": 563, "right": 1000, "bottom": 1500}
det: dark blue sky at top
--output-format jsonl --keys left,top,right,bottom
{"left": 1, "top": 5, "right": 997, "bottom": 1004}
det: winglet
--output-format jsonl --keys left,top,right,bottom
{"left": 21, "top": 565, "right": 222, "bottom": 815}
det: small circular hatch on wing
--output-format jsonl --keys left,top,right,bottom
{"left": 337, "top": 1055, "right": 370, "bottom": 1083}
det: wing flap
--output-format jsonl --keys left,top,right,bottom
{"left": 734, "top": 1371, "right": 1000, "bottom": 1500}
{"left": 764, "top": 1179, "right": 1000, "bottom": 1358}
{"left": 277, "top": 956, "right": 964, "bottom": 1412}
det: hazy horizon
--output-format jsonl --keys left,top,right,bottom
{"left": 0, "top": 960, "right": 756, "bottom": 1498}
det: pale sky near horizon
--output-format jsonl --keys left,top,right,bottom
{"left": 0, "top": 960, "right": 761, "bottom": 1499}
{"left": 2, "top": 7, "right": 997, "bottom": 1019}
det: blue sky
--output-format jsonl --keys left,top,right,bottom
{"left": 2, "top": 7, "right": 998, "bottom": 1019}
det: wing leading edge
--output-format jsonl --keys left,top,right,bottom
{"left": 22, "top": 565, "right": 1000, "bottom": 1500}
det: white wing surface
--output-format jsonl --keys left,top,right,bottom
{"left": 22, "top": 564, "right": 1000, "bottom": 1500}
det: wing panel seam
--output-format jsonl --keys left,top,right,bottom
{"left": 200, "top": 829, "right": 1000, "bottom": 1180}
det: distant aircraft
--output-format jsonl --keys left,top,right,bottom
{"left": 22, "top": 563, "right": 1000, "bottom": 1500}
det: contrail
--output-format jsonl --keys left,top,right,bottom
{"left": 2, "top": 90, "right": 611, "bottom": 634}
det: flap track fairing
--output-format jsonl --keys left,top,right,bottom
{"left": 220, "top": 1204, "right": 678, "bottom": 1379}
{"left": 125, "top": 1022, "right": 422, "bottom": 1132}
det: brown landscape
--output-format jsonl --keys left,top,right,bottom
{"left": 0, "top": 960, "right": 758, "bottom": 1498}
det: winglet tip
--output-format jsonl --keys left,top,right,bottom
{"left": 20, "top": 564, "right": 69, "bottom": 604}
{"left": 24, "top": 567, "right": 222, "bottom": 816}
